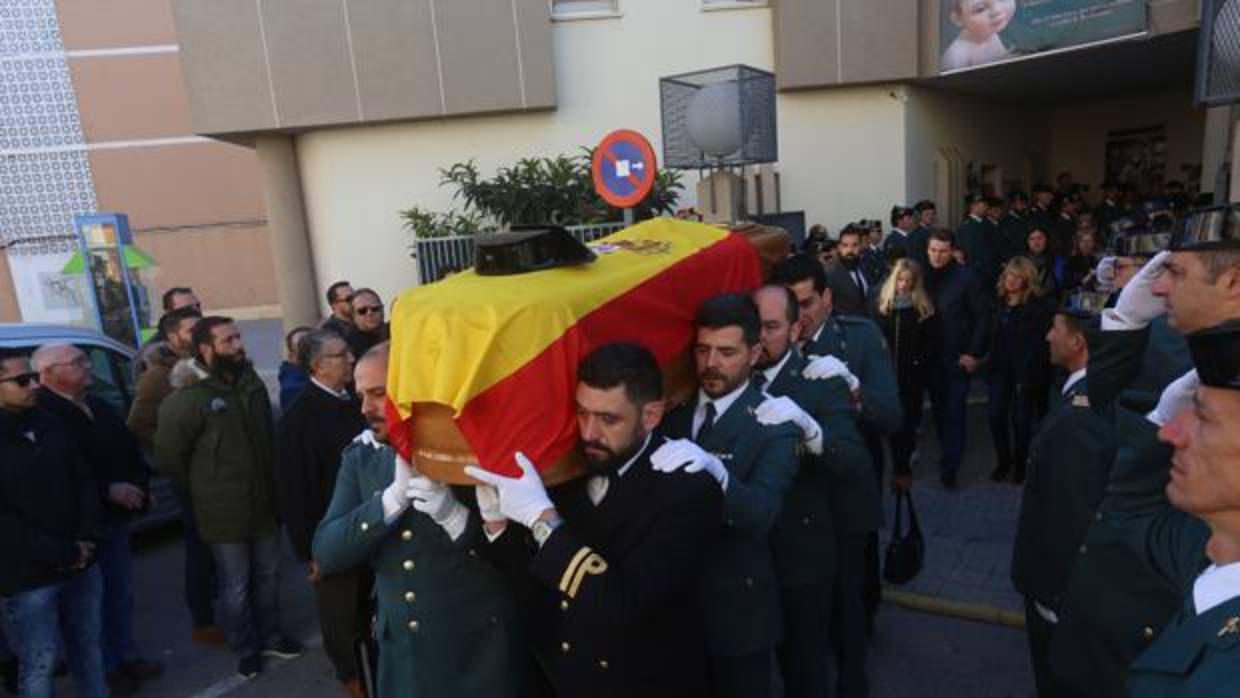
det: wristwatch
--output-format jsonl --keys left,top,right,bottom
{"left": 531, "top": 513, "right": 563, "bottom": 547}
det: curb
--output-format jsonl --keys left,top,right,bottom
{"left": 882, "top": 587, "right": 1027, "bottom": 630}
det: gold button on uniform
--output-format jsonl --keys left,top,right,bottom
{"left": 404, "top": 591, "right": 416, "bottom": 603}
{"left": 1142, "top": 626, "right": 1154, "bottom": 641}
{"left": 744, "top": 577, "right": 754, "bottom": 588}
{"left": 403, "top": 560, "right": 415, "bottom": 571}
{"left": 408, "top": 620, "right": 419, "bottom": 632}
{"left": 360, "top": 522, "right": 370, "bottom": 532}
{"left": 802, "top": 516, "right": 811, "bottom": 525}
{"left": 1078, "top": 544, "right": 1088, "bottom": 554}
{"left": 560, "top": 600, "right": 569, "bottom": 611}
{"left": 401, "top": 529, "right": 413, "bottom": 541}
{"left": 560, "top": 642, "right": 571, "bottom": 654}
{"left": 598, "top": 659, "right": 609, "bottom": 670}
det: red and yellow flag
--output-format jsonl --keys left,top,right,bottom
{"left": 387, "top": 218, "right": 762, "bottom": 476}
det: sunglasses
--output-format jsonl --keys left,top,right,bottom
{"left": 0, "top": 372, "right": 40, "bottom": 388}
{"left": 355, "top": 305, "right": 384, "bottom": 316}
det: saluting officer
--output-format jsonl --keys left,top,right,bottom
{"left": 771, "top": 254, "right": 897, "bottom": 653}
{"left": 466, "top": 342, "right": 723, "bottom": 698}
{"left": 1010, "top": 294, "right": 1112, "bottom": 698}
{"left": 751, "top": 285, "right": 873, "bottom": 698}
{"left": 1104, "top": 321, "right": 1240, "bottom": 696}
{"left": 312, "top": 344, "right": 526, "bottom": 697}
{"left": 658, "top": 293, "right": 801, "bottom": 698}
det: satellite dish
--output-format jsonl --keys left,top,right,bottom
{"left": 685, "top": 82, "right": 742, "bottom": 158}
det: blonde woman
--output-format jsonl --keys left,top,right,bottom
{"left": 986, "top": 257, "right": 1053, "bottom": 483}
{"left": 873, "top": 259, "right": 940, "bottom": 490}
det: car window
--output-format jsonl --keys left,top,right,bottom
{"left": 84, "top": 345, "right": 129, "bottom": 413}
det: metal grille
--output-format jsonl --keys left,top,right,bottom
{"left": 413, "top": 222, "right": 625, "bottom": 284}
{"left": 659, "top": 64, "right": 777, "bottom": 170}
{"left": 0, "top": 0, "right": 96, "bottom": 255}
{"left": 1198, "top": 0, "right": 1240, "bottom": 105}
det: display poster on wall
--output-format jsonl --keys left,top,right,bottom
{"left": 1104, "top": 125, "right": 1167, "bottom": 194}
{"left": 939, "top": 0, "right": 1147, "bottom": 74}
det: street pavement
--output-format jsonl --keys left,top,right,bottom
{"left": 105, "top": 318, "right": 1035, "bottom": 697}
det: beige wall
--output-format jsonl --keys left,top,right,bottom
{"left": 68, "top": 54, "right": 194, "bottom": 141}
{"left": 904, "top": 86, "right": 1046, "bottom": 222}
{"left": 774, "top": 0, "right": 920, "bottom": 90}
{"left": 134, "top": 225, "right": 278, "bottom": 315}
{"left": 56, "top": 0, "right": 178, "bottom": 49}
{"left": 0, "top": 250, "right": 21, "bottom": 323}
{"left": 1046, "top": 90, "right": 1205, "bottom": 194}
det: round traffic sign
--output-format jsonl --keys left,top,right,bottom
{"left": 591, "top": 129, "right": 657, "bottom": 209}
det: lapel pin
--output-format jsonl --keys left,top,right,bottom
{"left": 1218, "top": 617, "right": 1240, "bottom": 638}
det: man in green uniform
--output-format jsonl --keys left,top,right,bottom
{"left": 1104, "top": 321, "right": 1240, "bottom": 696}
{"left": 312, "top": 343, "right": 525, "bottom": 697}
{"left": 1010, "top": 296, "right": 1112, "bottom": 698}
{"left": 751, "top": 285, "right": 873, "bottom": 698}
{"left": 957, "top": 193, "right": 999, "bottom": 287}
{"left": 657, "top": 293, "right": 801, "bottom": 698}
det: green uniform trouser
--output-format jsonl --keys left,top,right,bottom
{"left": 777, "top": 580, "right": 834, "bottom": 698}
{"left": 315, "top": 566, "right": 374, "bottom": 683}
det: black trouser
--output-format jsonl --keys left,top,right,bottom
{"left": 710, "top": 649, "right": 773, "bottom": 698}
{"left": 315, "top": 566, "right": 375, "bottom": 683}
{"left": 862, "top": 425, "right": 885, "bottom": 626}
{"left": 175, "top": 488, "right": 217, "bottom": 628}
{"left": 889, "top": 378, "right": 926, "bottom": 477}
{"left": 988, "top": 371, "right": 1035, "bottom": 474}
{"left": 832, "top": 533, "right": 870, "bottom": 698}
{"left": 1024, "top": 598, "right": 1087, "bottom": 698}
{"left": 776, "top": 581, "right": 834, "bottom": 698}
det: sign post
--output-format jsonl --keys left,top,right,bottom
{"left": 591, "top": 129, "right": 657, "bottom": 227}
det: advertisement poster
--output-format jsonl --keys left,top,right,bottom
{"left": 940, "top": 0, "right": 1147, "bottom": 73}
{"left": 1104, "top": 125, "right": 1167, "bottom": 194}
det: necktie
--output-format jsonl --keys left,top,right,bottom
{"left": 751, "top": 373, "right": 768, "bottom": 392}
{"left": 697, "top": 402, "right": 717, "bottom": 442}
{"left": 853, "top": 269, "right": 868, "bottom": 294}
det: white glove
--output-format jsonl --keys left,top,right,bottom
{"left": 650, "top": 438, "right": 730, "bottom": 491}
{"left": 803, "top": 354, "right": 861, "bottom": 392}
{"left": 381, "top": 455, "right": 415, "bottom": 523}
{"left": 1094, "top": 256, "right": 1117, "bottom": 293}
{"left": 352, "top": 429, "right": 382, "bottom": 450}
{"left": 755, "top": 395, "right": 823, "bottom": 455}
{"left": 1103, "top": 251, "right": 1169, "bottom": 331}
{"left": 463, "top": 452, "right": 554, "bottom": 529}
{"left": 407, "top": 474, "right": 468, "bottom": 540}
{"left": 475, "top": 485, "right": 504, "bottom": 523}
{"left": 1146, "top": 370, "right": 1199, "bottom": 427}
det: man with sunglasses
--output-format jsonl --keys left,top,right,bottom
{"left": 0, "top": 347, "right": 106, "bottom": 697}
{"left": 346, "top": 288, "right": 389, "bottom": 359}
{"left": 321, "top": 281, "right": 356, "bottom": 342}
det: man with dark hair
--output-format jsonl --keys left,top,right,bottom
{"left": 646, "top": 293, "right": 799, "bottom": 698}
{"left": 274, "top": 330, "right": 368, "bottom": 696}
{"left": 957, "top": 193, "right": 999, "bottom": 286}
{"left": 883, "top": 206, "right": 917, "bottom": 265}
{"left": 826, "top": 227, "right": 875, "bottom": 317}
{"left": 1030, "top": 184, "right": 1056, "bottom": 233}
{"left": 999, "top": 191, "right": 1032, "bottom": 264}
{"left": 1050, "top": 194, "right": 1082, "bottom": 257}
{"left": 34, "top": 345, "right": 163, "bottom": 694}
{"left": 134, "top": 287, "right": 202, "bottom": 380}
{"left": 316, "top": 343, "right": 525, "bottom": 697}
{"left": 923, "top": 230, "right": 990, "bottom": 487}
{"left": 908, "top": 200, "right": 937, "bottom": 271}
{"left": 155, "top": 317, "right": 302, "bottom": 680}
{"left": 321, "top": 281, "right": 355, "bottom": 340}
{"left": 278, "top": 325, "right": 312, "bottom": 411}
{"left": 1094, "top": 182, "right": 1127, "bottom": 236}
{"left": 751, "top": 284, "right": 875, "bottom": 698}
{"left": 464, "top": 342, "right": 722, "bottom": 697}
{"left": 0, "top": 347, "right": 105, "bottom": 698}
{"left": 347, "top": 288, "right": 389, "bottom": 359}
{"left": 161, "top": 287, "right": 200, "bottom": 314}
{"left": 1011, "top": 302, "right": 1112, "bottom": 698}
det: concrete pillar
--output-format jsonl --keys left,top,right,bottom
{"left": 255, "top": 134, "right": 320, "bottom": 331}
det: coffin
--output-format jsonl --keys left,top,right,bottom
{"left": 386, "top": 219, "right": 790, "bottom": 484}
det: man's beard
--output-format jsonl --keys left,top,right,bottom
{"left": 699, "top": 367, "right": 744, "bottom": 399}
{"left": 754, "top": 344, "right": 789, "bottom": 372}
{"left": 840, "top": 254, "right": 860, "bottom": 268}
{"left": 212, "top": 351, "right": 249, "bottom": 378}
{"left": 579, "top": 429, "right": 647, "bottom": 477}
{"left": 366, "top": 415, "right": 389, "bottom": 442}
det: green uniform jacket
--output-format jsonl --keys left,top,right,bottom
{"left": 1098, "top": 406, "right": 1231, "bottom": 698}
{"left": 957, "top": 215, "right": 999, "bottom": 284}
{"left": 153, "top": 362, "right": 277, "bottom": 544}
{"left": 804, "top": 314, "right": 903, "bottom": 436}
{"left": 661, "top": 385, "right": 800, "bottom": 657}
{"left": 312, "top": 442, "right": 523, "bottom": 698}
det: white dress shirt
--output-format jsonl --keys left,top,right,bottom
{"left": 1062, "top": 368, "right": 1087, "bottom": 395}
{"left": 586, "top": 432, "right": 653, "bottom": 506}
{"left": 691, "top": 382, "right": 748, "bottom": 440}
{"left": 1193, "top": 562, "right": 1240, "bottom": 615}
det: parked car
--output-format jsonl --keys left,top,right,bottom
{"left": 0, "top": 323, "right": 178, "bottom": 532}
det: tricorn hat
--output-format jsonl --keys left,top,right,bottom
{"left": 1170, "top": 204, "right": 1240, "bottom": 252}
{"left": 474, "top": 226, "right": 597, "bottom": 276}
{"left": 1187, "top": 320, "right": 1240, "bottom": 390}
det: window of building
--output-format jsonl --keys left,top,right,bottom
{"left": 551, "top": 0, "right": 620, "bottom": 20}
{"left": 701, "top": 0, "right": 767, "bottom": 10}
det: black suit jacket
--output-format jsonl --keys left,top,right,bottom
{"left": 274, "top": 384, "right": 366, "bottom": 561}
{"left": 824, "top": 259, "right": 874, "bottom": 317}
{"left": 496, "top": 439, "right": 722, "bottom": 698}
{"left": 924, "top": 262, "right": 990, "bottom": 363}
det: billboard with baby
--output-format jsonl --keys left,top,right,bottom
{"left": 939, "top": 0, "right": 1148, "bottom": 74}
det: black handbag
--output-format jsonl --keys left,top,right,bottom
{"left": 883, "top": 489, "right": 925, "bottom": 585}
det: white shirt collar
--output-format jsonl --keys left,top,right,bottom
{"left": 809, "top": 321, "right": 826, "bottom": 346}
{"left": 1193, "top": 562, "right": 1240, "bottom": 615}
{"left": 890, "top": 228, "right": 908, "bottom": 238}
{"left": 761, "top": 350, "right": 793, "bottom": 388}
{"left": 586, "top": 432, "right": 652, "bottom": 505}
{"left": 1062, "top": 368, "right": 1087, "bottom": 395}
{"left": 694, "top": 380, "right": 749, "bottom": 435}
{"left": 311, "top": 377, "right": 350, "bottom": 400}
{"left": 969, "top": 214, "right": 983, "bottom": 222}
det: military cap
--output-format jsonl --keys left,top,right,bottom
{"left": 474, "top": 225, "right": 596, "bottom": 276}
{"left": 1058, "top": 290, "right": 1109, "bottom": 320}
{"left": 1171, "top": 204, "right": 1240, "bottom": 252}
{"left": 1187, "top": 320, "right": 1240, "bottom": 390}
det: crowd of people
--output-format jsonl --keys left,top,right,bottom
{"left": 1, "top": 171, "right": 1239, "bottom": 698}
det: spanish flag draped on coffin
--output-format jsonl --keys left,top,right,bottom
{"left": 386, "top": 218, "right": 785, "bottom": 484}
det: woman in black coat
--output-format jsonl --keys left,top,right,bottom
{"left": 984, "top": 257, "right": 1054, "bottom": 484}
{"left": 873, "top": 258, "right": 940, "bottom": 488}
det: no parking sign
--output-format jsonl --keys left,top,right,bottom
{"left": 591, "top": 129, "right": 657, "bottom": 210}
